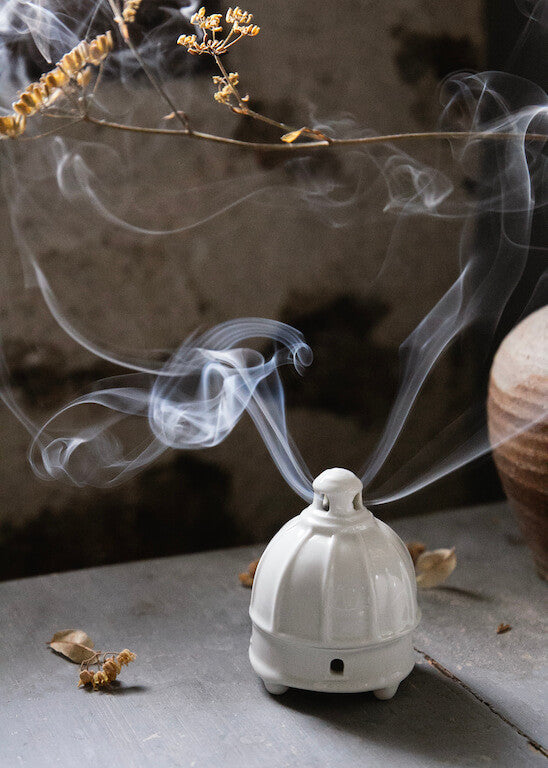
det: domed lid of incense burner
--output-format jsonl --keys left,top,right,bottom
{"left": 249, "top": 468, "right": 419, "bottom": 649}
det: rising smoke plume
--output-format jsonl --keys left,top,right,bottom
{"left": 0, "top": 1, "right": 546, "bottom": 507}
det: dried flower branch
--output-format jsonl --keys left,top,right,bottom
{"left": 2, "top": 6, "right": 547, "bottom": 152}
{"left": 212, "top": 71, "right": 244, "bottom": 106}
{"left": 178, "top": 7, "right": 259, "bottom": 56}
{"left": 48, "top": 629, "right": 136, "bottom": 690}
{"left": 176, "top": 6, "right": 319, "bottom": 140}
{"left": 0, "top": 32, "right": 113, "bottom": 139}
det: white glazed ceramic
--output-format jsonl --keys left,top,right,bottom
{"left": 249, "top": 468, "right": 420, "bottom": 698}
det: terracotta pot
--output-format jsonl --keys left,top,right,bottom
{"left": 487, "top": 306, "right": 548, "bottom": 579}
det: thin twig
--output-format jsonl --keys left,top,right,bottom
{"left": 19, "top": 117, "right": 85, "bottom": 141}
{"left": 107, "top": 0, "right": 191, "bottom": 132}
{"left": 213, "top": 54, "right": 246, "bottom": 110}
{"left": 213, "top": 53, "right": 295, "bottom": 134}
{"left": 82, "top": 115, "right": 548, "bottom": 152}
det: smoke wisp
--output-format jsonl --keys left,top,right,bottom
{"left": 0, "top": 1, "right": 546, "bottom": 509}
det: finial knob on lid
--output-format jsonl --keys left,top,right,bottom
{"left": 312, "top": 467, "right": 364, "bottom": 517}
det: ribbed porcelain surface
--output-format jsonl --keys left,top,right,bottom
{"left": 250, "top": 468, "right": 419, "bottom": 649}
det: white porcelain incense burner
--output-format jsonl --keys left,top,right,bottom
{"left": 249, "top": 468, "right": 420, "bottom": 698}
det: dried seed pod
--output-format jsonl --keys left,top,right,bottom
{"left": 78, "top": 668, "right": 95, "bottom": 687}
{"left": 12, "top": 99, "right": 32, "bottom": 116}
{"left": 92, "top": 31, "right": 114, "bottom": 63}
{"left": 226, "top": 7, "right": 253, "bottom": 24}
{"left": 59, "top": 33, "right": 112, "bottom": 77}
{"left": 92, "top": 670, "right": 109, "bottom": 689}
{"left": 102, "top": 659, "right": 119, "bottom": 682}
{"left": 177, "top": 34, "right": 197, "bottom": 48}
{"left": 179, "top": 5, "right": 259, "bottom": 56}
{"left": 4, "top": 30, "right": 114, "bottom": 140}
{"left": 41, "top": 68, "right": 69, "bottom": 95}
{"left": 123, "top": 0, "right": 143, "bottom": 24}
{"left": 75, "top": 68, "right": 93, "bottom": 89}
{"left": 117, "top": 649, "right": 137, "bottom": 666}
{"left": 415, "top": 548, "right": 457, "bottom": 588}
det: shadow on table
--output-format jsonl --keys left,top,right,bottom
{"left": 437, "top": 585, "right": 493, "bottom": 602}
{"left": 273, "top": 664, "right": 514, "bottom": 764}
{"left": 81, "top": 682, "right": 150, "bottom": 696}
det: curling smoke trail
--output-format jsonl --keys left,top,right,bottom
{"left": 0, "top": 1, "right": 546, "bottom": 507}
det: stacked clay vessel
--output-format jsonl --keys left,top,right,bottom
{"left": 487, "top": 306, "right": 548, "bottom": 579}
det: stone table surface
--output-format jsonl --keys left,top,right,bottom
{"left": 0, "top": 502, "right": 546, "bottom": 767}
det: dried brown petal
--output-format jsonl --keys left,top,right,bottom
{"left": 78, "top": 669, "right": 95, "bottom": 687}
{"left": 406, "top": 541, "right": 426, "bottom": 565}
{"left": 281, "top": 127, "right": 329, "bottom": 144}
{"left": 281, "top": 128, "right": 307, "bottom": 144}
{"left": 415, "top": 547, "right": 457, "bottom": 588}
{"left": 239, "top": 571, "right": 254, "bottom": 588}
{"left": 50, "top": 629, "right": 94, "bottom": 647}
{"left": 496, "top": 623, "right": 512, "bottom": 634}
{"left": 48, "top": 629, "right": 96, "bottom": 663}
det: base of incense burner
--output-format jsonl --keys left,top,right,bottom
{"left": 249, "top": 624, "right": 415, "bottom": 697}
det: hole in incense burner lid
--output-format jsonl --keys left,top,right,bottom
{"left": 313, "top": 468, "right": 364, "bottom": 517}
{"left": 330, "top": 658, "right": 344, "bottom": 674}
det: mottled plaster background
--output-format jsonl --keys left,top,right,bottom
{"left": 0, "top": 0, "right": 508, "bottom": 579}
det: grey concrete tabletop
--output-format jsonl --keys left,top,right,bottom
{"left": 0, "top": 501, "right": 546, "bottom": 767}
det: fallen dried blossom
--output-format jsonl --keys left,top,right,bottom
{"left": 102, "top": 659, "right": 120, "bottom": 681}
{"left": 49, "top": 629, "right": 136, "bottom": 690}
{"left": 93, "top": 670, "right": 109, "bottom": 689}
{"left": 117, "top": 649, "right": 137, "bottom": 666}
{"left": 406, "top": 541, "right": 426, "bottom": 565}
{"left": 496, "top": 623, "right": 512, "bottom": 634}
{"left": 78, "top": 669, "right": 95, "bottom": 687}
{"left": 415, "top": 548, "right": 457, "bottom": 588}
{"left": 239, "top": 572, "right": 254, "bottom": 587}
{"left": 239, "top": 557, "right": 260, "bottom": 588}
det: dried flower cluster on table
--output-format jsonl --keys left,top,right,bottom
{"left": 48, "top": 629, "right": 136, "bottom": 691}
